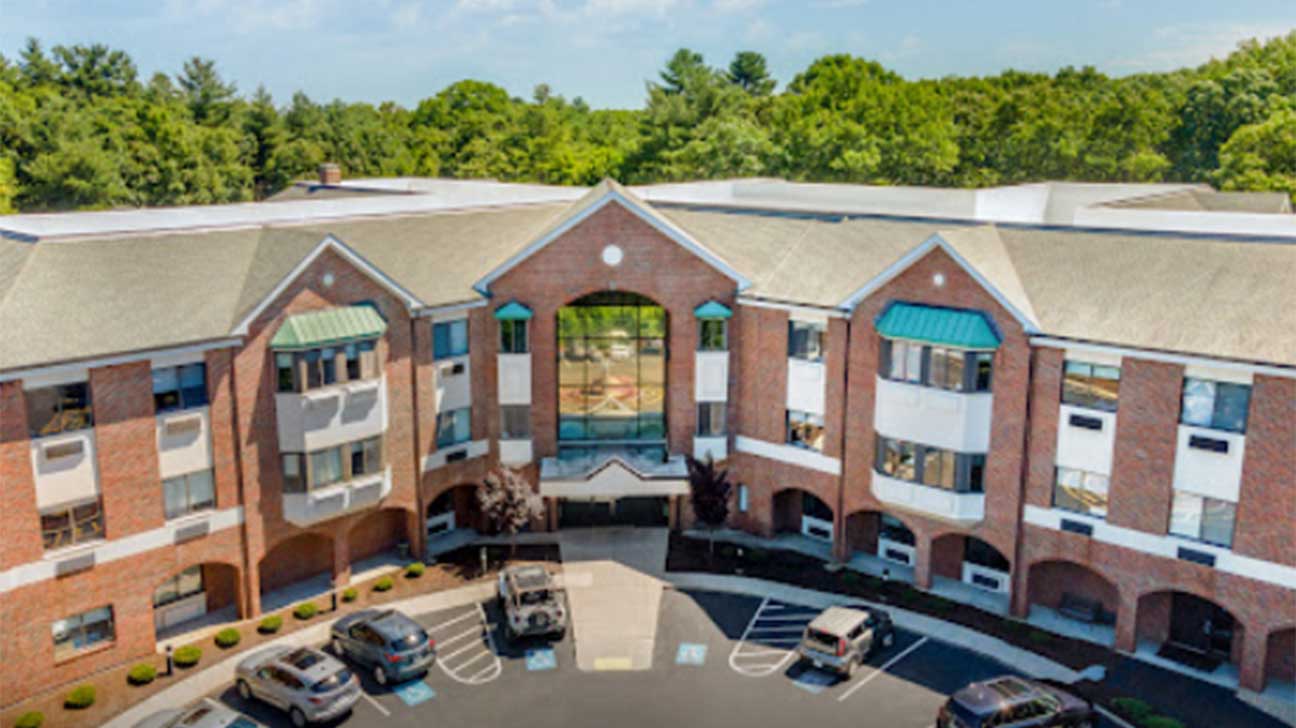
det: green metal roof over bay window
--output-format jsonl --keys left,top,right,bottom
{"left": 693, "top": 300, "right": 733, "bottom": 319}
{"left": 493, "top": 301, "right": 534, "bottom": 321}
{"left": 876, "top": 302, "right": 1000, "bottom": 350}
{"left": 270, "top": 305, "right": 388, "bottom": 351}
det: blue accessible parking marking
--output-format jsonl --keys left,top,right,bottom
{"left": 394, "top": 680, "right": 437, "bottom": 706}
{"left": 526, "top": 647, "right": 557, "bottom": 671}
{"left": 676, "top": 642, "right": 707, "bottom": 666}
{"left": 793, "top": 669, "right": 836, "bottom": 695}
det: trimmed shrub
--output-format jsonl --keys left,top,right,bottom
{"left": 1111, "top": 697, "right": 1153, "bottom": 723}
{"left": 373, "top": 576, "right": 394, "bottom": 592}
{"left": 173, "top": 645, "right": 202, "bottom": 668}
{"left": 258, "top": 615, "right": 283, "bottom": 634}
{"left": 15, "top": 711, "right": 44, "bottom": 728}
{"left": 1028, "top": 629, "right": 1052, "bottom": 645}
{"left": 405, "top": 562, "right": 425, "bottom": 578}
{"left": 214, "top": 628, "right": 241, "bottom": 649}
{"left": 64, "top": 685, "right": 96, "bottom": 710}
{"left": 1140, "top": 717, "right": 1185, "bottom": 728}
{"left": 293, "top": 601, "right": 319, "bottom": 620}
{"left": 341, "top": 587, "right": 359, "bottom": 603}
{"left": 126, "top": 664, "right": 157, "bottom": 686}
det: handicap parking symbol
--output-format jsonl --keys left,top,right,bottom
{"left": 394, "top": 680, "right": 437, "bottom": 706}
{"left": 793, "top": 668, "right": 836, "bottom": 695}
{"left": 675, "top": 642, "right": 707, "bottom": 666}
{"left": 526, "top": 647, "right": 557, "bottom": 671}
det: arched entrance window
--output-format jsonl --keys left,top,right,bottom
{"left": 557, "top": 291, "right": 667, "bottom": 456}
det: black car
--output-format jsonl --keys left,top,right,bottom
{"left": 938, "top": 676, "right": 1095, "bottom": 728}
{"left": 329, "top": 609, "right": 436, "bottom": 686}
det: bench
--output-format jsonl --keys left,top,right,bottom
{"left": 1057, "top": 592, "right": 1102, "bottom": 623}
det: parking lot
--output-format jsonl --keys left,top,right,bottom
{"left": 208, "top": 589, "right": 1119, "bottom": 728}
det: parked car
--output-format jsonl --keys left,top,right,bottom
{"left": 134, "top": 698, "right": 263, "bottom": 728}
{"left": 937, "top": 676, "right": 1095, "bottom": 728}
{"left": 330, "top": 608, "right": 436, "bottom": 686}
{"left": 795, "top": 605, "right": 894, "bottom": 678}
{"left": 234, "top": 646, "right": 360, "bottom": 727}
{"left": 497, "top": 564, "right": 567, "bottom": 642}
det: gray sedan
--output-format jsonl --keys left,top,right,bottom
{"left": 133, "top": 699, "right": 263, "bottom": 728}
{"left": 234, "top": 646, "right": 359, "bottom": 727}
{"left": 330, "top": 608, "right": 436, "bottom": 686}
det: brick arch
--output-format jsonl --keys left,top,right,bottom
{"left": 770, "top": 486, "right": 834, "bottom": 536}
{"left": 842, "top": 508, "right": 918, "bottom": 555}
{"left": 1025, "top": 559, "right": 1121, "bottom": 624}
{"left": 1265, "top": 626, "right": 1296, "bottom": 689}
{"left": 425, "top": 481, "right": 484, "bottom": 532}
{"left": 259, "top": 531, "right": 334, "bottom": 596}
{"left": 347, "top": 507, "right": 414, "bottom": 566}
{"left": 930, "top": 532, "right": 1012, "bottom": 583}
{"left": 151, "top": 560, "right": 244, "bottom": 635}
{"left": 1134, "top": 588, "right": 1245, "bottom": 667}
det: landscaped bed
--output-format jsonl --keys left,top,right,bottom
{"left": 0, "top": 543, "right": 560, "bottom": 728}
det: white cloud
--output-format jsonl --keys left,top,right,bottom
{"left": 582, "top": 0, "right": 684, "bottom": 16}
{"left": 391, "top": 1, "right": 421, "bottom": 28}
{"left": 712, "top": 0, "right": 762, "bottom": 12}
{"left": 1113, "top": 22, "right": 1293, "bottom": 71}
{"left": 163, "top": 0, "right": 328, "bottom": 32}
{"left": 744, "top": 17, "right": 774, "bottom": 43}
{"left": 813, "top": 0, "right": 868, "bottom": 8}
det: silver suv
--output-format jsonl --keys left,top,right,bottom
{"left": 497, "top": 564, "right": 567, "bottom": 642}
{"left": 235, "top": 646, "right": 360, "bottom": 727}
{"left": 796, "top": 605, "right": 895, "bottom": 678}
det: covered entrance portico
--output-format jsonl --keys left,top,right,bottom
{"left": 541, "top": 451, "right": 687, "bottom": 530}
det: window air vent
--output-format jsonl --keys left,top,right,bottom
{"left": 174, "top": 520, "right": 210, "bottom": 544}
{"left": 445, "top": 449, "right": 468, "bottom": 464}
{"left": 55, "top": 552, "right": 96, "bottom": 577}
{"left": 883, "top": 548, "right": 911, "bottom": 565}
{"left": 971, "top": 573, "right": 1001, "bottom": 590}
{"left": 1060, "top": 519, "right": 1094, "bottom": 537}
{"left": 44, "top": 440, "right": 85, "bottom": 461}
{"left": 1068, "top": 414, "right": 1104, "bottom": 431}
{"left": 1177, "top": 547, "right": 1216, "bottom": 567}
{"left": 1188, "top": 435, "right": 1229, "bottom": 454}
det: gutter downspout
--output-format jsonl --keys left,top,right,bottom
{"left": 1009, "top": 345, "right": 1035, "bottom": 617}
{"left": 409, "top": 315, "right": 428, "bottom": 561}
{"left": 833, "top": 312, "right": 852, "bottom": 563}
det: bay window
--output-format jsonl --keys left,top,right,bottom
{"left": 880, "top": 339, "right": 992, "bottom": 393}
{"left": 874, "top": 434, "right": 984, "bottom": 493}
{"left": 276, "top": 339, "right": 378, "bottom": 393}
{"left": 281, "top": 436, "right": 385, "bottom": 494}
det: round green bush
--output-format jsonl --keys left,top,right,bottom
{"left": 405, "top": 562, "right": 425, "bottom": 578}
{"left": 293, "top": 602, "right": 319, "bottom": 620}
{"left": 1140, "top": 717, "right": 1185, "bottom": 728}
{"left": 214, "top": 627, "right": 241, "bottom": 649}
{"left": 173, "top": 645, "right": 203, "bottom": 668}
{"left": 258, "top": 615, "right": 283, "bottom": 634}
{"left": 373, "top": 576, "right": 394, "bottom": 592}
{"left": 1111, "top": 697, "right": 1153, "bottom": 723}
{"left": 64, "top": 685, "right": 96, "bottom": 710}
{"left": 15, "top": 711, "right": 44, "bottom": 728}
{"left": 341, "top": 587, "right": 359, "bottom": 603}
{"left": 126, "top": 663, "right": 157, "bottom": 686}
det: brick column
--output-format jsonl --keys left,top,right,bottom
{"left": 332, "top": 531, "right": 352, "bottom": 588}
{"left": 405, "top": 508, "right": 426, "bottom": 561}
{"left": 1239, "top": 624, "right": 1269, "bottom": 693}
{"left": 245, "top": 562, "right": 263, "bottom": 618}
{"left": 913, "top": 537, "right": 933, "bottom": 590}
{"left": 1115, "top": 597, "right": 1139, "bottom": 653}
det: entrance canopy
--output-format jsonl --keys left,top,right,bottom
{"left": 539, "top": 450, "right": 689, "bottom": 499}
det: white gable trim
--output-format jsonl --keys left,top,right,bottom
{"left": 837, "top": 234, "right": 1039, "bottom": 334}
{"left": 231, "top": 234, "right": 424, "bottom": 336}
{"left": 473, "top": 188, "right": 751, "bottom": 294}
{"left": 0, "top": 338, "right": 242, "bottom": 384}
{"left": 1031, "top": 337, "right": 1296, "bottom": 380}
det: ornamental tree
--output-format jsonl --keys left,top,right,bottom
{"left": 477, "top": 466, "right": 546, "bottom": 557}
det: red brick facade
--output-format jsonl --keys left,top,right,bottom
{"left": 1, "top": 202, "right": 1292, "bottom": 707}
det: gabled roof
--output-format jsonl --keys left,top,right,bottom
{"left": 231, "top": 234, "right": 424, "bottom": 336}
{"left": 473, "top": 179, "right": 751, "bottom": 294}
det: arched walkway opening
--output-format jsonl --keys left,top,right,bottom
{"left": 259, "top": 532, "right": 334, "bottom": 612}
{"left": 1136, "top": 590, "right": 1242, "bottom": 676}
{"left": 153, "top": 561, "right": 241, "bottom": 641}
{"left": 843, "top": 510, "right": 917, "bottom": 582}
{"left": 1023, "top": 560, "right": 1119, "bottom": 646}
{"left": 1265, "top": 627, "right": 1296, "bottom": 692}
{"left": 929, "top": 534, "right": 1011, "bottom": 614}
{"left": 348, "top": 507, "right": 414, "bottom": 576}
{"left": 771, "top": 488, "right": 833, "bottom": 543}
{"left": 426, "top": 483, "right": 483, "bottom": 556}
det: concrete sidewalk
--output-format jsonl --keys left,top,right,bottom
{"left": 103, "top": 582, "right": 495, "bottom": 728}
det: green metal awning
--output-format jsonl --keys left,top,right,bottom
{"left": 270, "top": 305, "right": 387, "bottom": 351}
{"left": 876, "top": 302, "right": 1000, "bottom": 350}
{"left": 494, "top": 301, "right": 533, "bottom": 321}
{"left": 693, "top": 300, "right": 733, "bottom": 319}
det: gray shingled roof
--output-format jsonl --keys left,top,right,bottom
{"left": 0, "top": 196, "right": 1293, "bottom": 372}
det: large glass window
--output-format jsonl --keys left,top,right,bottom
{"left": 882, "top": 339, "right": 992, "bottom": 392}
{"left": 697, "top": 402, "right": 726, "bottom": 437}
{"left": 557, "top": 292, "right": 667, "bottom": 445}
{"left": 163, "top": 469, "right": 215, "bottom": 520}
{"left": 1052, "top": 466, "right": 1109, "bottom": 518}
{"left": 500, "top": 320, "right": 528, "bottom": 354}
{"left": 1169, "top": 491, "right": 1236, "bottom": 548}
{"left": 345, "top": 341, "right": 378, "bottom": 381}
{"left": 309, "top": 448, "right": 345, "bottom": 489}
{"left": 282, "top": 436, "right": 383, "bottom": 493}
{"left": 52, "top": 606, "right": 115, "bottom": 660}
{"left": 1062, "top": 361, "right": 1120, "bottom": 412}
{"left": 26, "top": 382, "right": 93, "bottom": 438}
{"left": 40, "top": 500, "right": 105, "bottom": 550}
{"left": 349, "top": 437, "right": 383, "bottom": 477}
{"left": 436, "top": 407, "right": 472, "bottom": 448}
{"left": 786, "top": 409, "right": 825, "bottom": 451}
{"left": 875, "top": 434, "right": 984, "bottom": 493}
{"left": 276, "top": 340, "right": 377, "bottom": 393}
{"left": 788, "top": 320, "right": 825, "bottom": 362}
{"left": 1181, "top": 378, "right": 1250, "bottom": 433}
{"left": 153, "top": 364, "right": 208, "bottom": 413}
{"left": 434, "top": 319, "right": 469, "bottom": 360}
{"left": 153, "top": 565, "right": 204, "bottom": 608}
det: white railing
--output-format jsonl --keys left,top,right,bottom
{"left": 282, "top": 467, "right": 391, "bottom": 527}
{"left": 871, "top": 471, "right": 985, "bottom": 523}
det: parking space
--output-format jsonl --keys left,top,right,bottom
{"left": 205, "top": 588, "right": 1122, "bottom": 728}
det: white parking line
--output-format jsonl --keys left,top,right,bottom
{"left": 359, "top": 691, "right": 391, "bottom": 717}
{"left": 836, "top": 637, "right": 929, "bottom": 702}
{"left": 729, "top": 599, "right": 814, "bottom": 678}
{"left": 442, "top": 641, "right": 485, "bottom": 662}
{"left": 432, "top": 604, "right": 503, "bottom": 686}
{"left": 427, "top": 610, "right": 479, "bottom": 633}
{"left": 455, "top": 650, "right": 493, "bottom": 670}
{"left": 439, "top": 627, "right": 480, "bottom": 648}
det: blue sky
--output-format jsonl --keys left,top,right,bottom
{"left": 2, "top": 1, "right": 1293, "bottom": 109}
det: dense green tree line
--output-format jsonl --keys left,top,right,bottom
{"left": 1, "top": 33, "right": 1293, "bottom": 213}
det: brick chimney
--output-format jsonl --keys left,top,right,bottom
{"left": 318, "top": 163, "right": 341, "bottom": 185}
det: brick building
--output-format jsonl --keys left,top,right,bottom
{"left": 1, "top": 175, "right": 1292, "bottom": 706}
